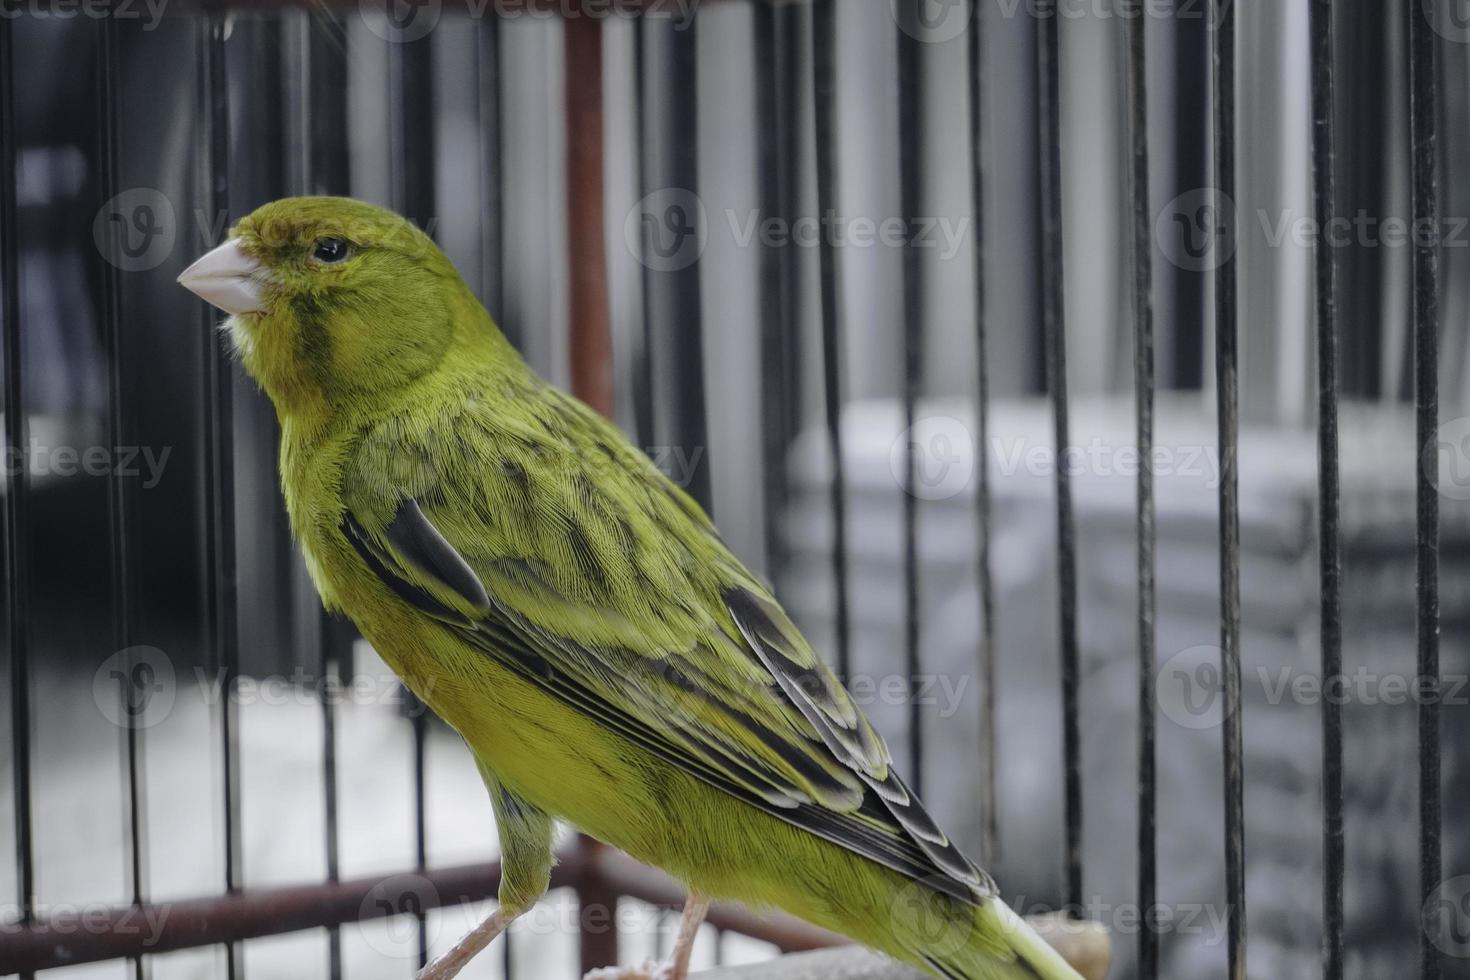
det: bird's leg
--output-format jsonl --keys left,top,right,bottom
{"left": 422, "top": 760, "right": 553, "bottom": 980}
{"left": 416, "top": 903, "right": 523, "bottom": 980}
{"left": 665, "top": 891, "right": 712, "bottom": 980}
{"left": 582, "top": 892, "right": 712, "bottom": 980}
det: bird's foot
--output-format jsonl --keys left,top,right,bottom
{"left": 582, "top": 960, "right": 677, "bottom": 980}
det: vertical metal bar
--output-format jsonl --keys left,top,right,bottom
{"left": 1408, "top": 2, "right": 1441, "bottom": 977}
{"left": 1309, "top": 3, "right": 1343, "bottom": 978}
{"left": 286, "top": 15, "right": 349, "bottom": 977}
{"left": 631, "top": 18, "right": 655, "bottom": 454}
{"left": 0, "top": 15, "right": 35, "bottom": 980}
{"left": 198, "top": 16, "right": 243, "bottom": 980}
{"left": 387, "top": 28, "right": 436, "bottom": 227}
{"left": 755, "top": 0, "right": 801, "bottom": 583}
{"left": 1123, "top": 2, "right": 1156, "bottom": 976}
{"left": 319, "top": 625, "right": 343, "bottom": 980}
{"left": 1034, "top": 0, "right": 1082, "bottom": 911}
{"left": 308, "top": 10, "right": 350, "bottom": 197}
{"left": 1165, "top": 15, "right": 1210, "bottom": 391}
{"left": 645, "top": 18, "right": 709, "bottom": 512}
{"left": 896, "top": 3, "right": 925, "bottom": 796}
{"left": 567, "top": 17, "right": 613, "bottom": 426}
{"left": 1208, "top": 0, "right": 1245, "bottom": 976}
{"left": 386, "top": 26, "right": 435, "bottom": 967}
{"left": 283, "top": 15, "right": 309, "bottom": 196}
{"left": 966, "top": 0, "right": 998, "bottom": 869}
{"left": 97, "top": 15, "right": 148, "bottom": 980}
{"left": 1332, "top": 6, "right": 1386, "bottom": 399}
{"left": 475, "top": 18, "right": 511, "bottom": 977}
{"left": 478, "top": 15, "right": 504, "bottom": 323}
{"left": 812, "top": 0, "right": 850, "bottom": 683}
{"left": 566, "top": 15, "right": 621, "bottom": 975}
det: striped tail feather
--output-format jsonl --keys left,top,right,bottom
{"left": 893, "top": 888, "right": 1085, "bottom": 980}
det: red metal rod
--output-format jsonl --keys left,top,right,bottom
{"left": 0, "top": 849, "right": 840, "bottom": 973}
{"left": 0, "top": 856, "right": 575, "bottom": 974}
{"left": 588, "top": 848, "right": 847, "bottom": 954}
{"left": 562, "top": 14, "right": 621, "bottom": 972}
{"left": 566, "top": 14, "right": 614, "bottom": 420}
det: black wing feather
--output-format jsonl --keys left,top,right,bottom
{"left": 346, "top": 498, "right": 990, "bottom": 905}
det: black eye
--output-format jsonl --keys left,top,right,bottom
{"left": 312, "top": 237, "right": 351, "bottom": 264}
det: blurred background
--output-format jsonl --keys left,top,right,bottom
{"left": 1, "top": 1, "right": 1469, "bottom": 979}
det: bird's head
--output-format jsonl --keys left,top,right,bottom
{"left": 179, "top": 196, "right": 484, "bottom": 417}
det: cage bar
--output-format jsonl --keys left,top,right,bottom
{"left": 1122, "top": 2, "right": 1157, "bottom": 976}
{"left": 565, "top": 16, "right": 624, "bottom": 975}
{"left": 479, "top": 15, "right": 504, "bottom": 320}
{"left": 0, "top": 13, "right": 35, "bottom": 980}
{"left": 1208, "top": 0, "right": 1245, "bottom": 976}
{"left": 475, "top": 17, "right": 513, "bottom": 976}
{"left": 567, "top": 17, "right": 613, "bottom": 424}
{"left": 0, "top": 844, "right": 837, "bottom": 974}
{"left": 95, "top": 15, "right": 149, "bottom": 980}
{"left": 755, "top": 0, "right": 802, "bottom": 583}
{"left": 896, "top": 1, "right": 925, "bottom": 795}
{"left": 385, "top": 23, "right": 437, "bottom": 967}
{"left": 1034, "top": 0, "right": 1082, "bottom": 911}
{"left": 282, "top": 14, "right": 348, "bottom": 978}
{"left": 197, "top": 15, "right": 245, "bottom": 980}
{"left": 812, "top": 0, "right": 850, "bottom": 683}
{"left": 631, "top": 17, "right": 655, "bottom": 455}
{"left": 643, "top": 15, "right": 709, "bottom": 512}
{"left": 966, "top": 0, "right": 999, "bottom": 871}
{"left": 1308, "top": 2, "right": 1344, "bottom": 977}
{"left": 1407, "top": 2, "right": 1441, "bottom": 977}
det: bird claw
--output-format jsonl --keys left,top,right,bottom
{"left": 582, "top": 960, "right": 675, "bottom": 980}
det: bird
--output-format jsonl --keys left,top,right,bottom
{"left": 178, "top": 196, "right": 1084, "bottom": 980}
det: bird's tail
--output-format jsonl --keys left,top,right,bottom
{"left": 891, "top": 886, "right": 1085, "bottom": 980}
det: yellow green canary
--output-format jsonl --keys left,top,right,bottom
{"left": 178, "top": 197, "right": 1082, "bottom": 980}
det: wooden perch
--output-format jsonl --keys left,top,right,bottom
{"left": 693, "top": 914, "right": 1110, "bottom": 980}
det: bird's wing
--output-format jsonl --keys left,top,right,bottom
{"left": 341, "top": 394, "right": 991, "bottom": 902}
